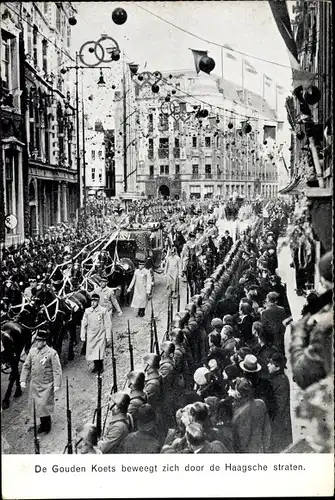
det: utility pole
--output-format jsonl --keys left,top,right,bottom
{"left": 75, "top": 52, "right": 81, "bottom": 215}
{"left": 123, "top": 64, "right": 127, "bottom": 193}
{"left": 81, "top": 73, "right": 87, "bottom": 228}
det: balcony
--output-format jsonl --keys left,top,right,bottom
{"left": 174, "top": 147, "right": 180, "bottom": 159}
{"left": 158, "top": 148, "right": 169, "bottom": 159}
{"left": 191, "top": 173, "right": 200, "bottom": 179}
{"left": 205, "top": 173, "right": 212, "bottom": 179}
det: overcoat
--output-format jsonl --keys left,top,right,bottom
{"left": 20, "top": 345, "right": 62, "bottom": 418}
{"left": 232, "top": 398, "right": 271, "bottom": 453}
{"left": 128, "top": 268, "right": 152, "bottom": 309}
{"left": 80, "top": 305, "right": 111, "bottom": 361}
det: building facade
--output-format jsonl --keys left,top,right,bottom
{"left": 85, "top": 125, "right": 106, "bottom": 196}
{"left": 22, "top": 1, "right": 77, "bottom": 237}
{"left": 114, "top": 69, "right": 286, "bottom": 201}
{"left": 1, "top": 3, "right": 26, "bottom": 247}
{"left": 280, "top": 0, "right": 333, "bottom": 253}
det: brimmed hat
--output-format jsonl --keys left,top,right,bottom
{"left": 136, "top": 404, "right": 156, "bottom": 431}
{"left": 239, "top": 354, "right": 261, "bottom": 373}
{"left": 91, "top": 293, "right": 100, "bottom": 300}
{"left": 194, "top": 366, "right": 211, "bottom": 386}
{"left": 36, "top": 329, "right": 49, "bottom": 341}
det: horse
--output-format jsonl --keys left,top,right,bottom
{"left": 1, "top": 305, "right": 40, "bottom": 409}
{"left": 185, "top": 251, "right": 205, "bottom": 297}
{"left": 61, "top": 289, "right": 91, "bottom": 360}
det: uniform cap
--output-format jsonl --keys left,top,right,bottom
{"left": 136, "top": 404, "right": 156, "bottom": 431}
{"left": 127, "top": 370, "right": 145, "bottom": 388}
{"left": 91, "top": 293, "right": 100, "bottom": 300}
{"left": 160, "top": 341, "right": 175, "bottom": 355}
{"left": 143, "top": 353, "right": 160, "bottom": 368}
{"left": 36, "top": 329, "right": 49, "bottom": 341}
{"left": 110, "top": 392, "right": 130, "bottom": 411}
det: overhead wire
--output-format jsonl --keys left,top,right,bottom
{"left": 132, "top": 2, "right": 292, "bottom": 70}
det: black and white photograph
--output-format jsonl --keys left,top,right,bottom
{"left": 1, "top": 0, "right": 333, "bottom": 497}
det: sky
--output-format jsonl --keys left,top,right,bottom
{"left": 71, "top": 0, "right": 293, "bottom": 98}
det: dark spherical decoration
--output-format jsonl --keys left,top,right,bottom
{"left": 88, "top": 47, "right": 94, "bottom": 53}
{"left": 297, "top": 130, "right": 305, "bottom": 140}
{"left": 112, "top": 52, "right": 120, "bottom": 61}
{"left": 60, "top": 68, "right": 68, "bottom": 75}
{"left": 216, "top": 119, "right": 220, "bottom": 123}
{"left": 228, "top": 122, "right": 234, "bottom": 129}
{"left": 201, "top": 109, "right": 209, "bottom": 118}
{"left": 165, "top": 96, "right": 170, "bottom": 102}
{"left": 199, "top": 55, "right": 215, "bottom": 74}
{"left": 272, "top": 162, "right": 276, "bottom": 166}
{"left": 171, "top": 90, "right": 176, "bottom": 95}
{"left": 238, "top": 130, "right": 243, "bottom": 137}
{"left": 263, "top": 140, "right": 267, "bottom": 145}
{"left": 112, "top": 85, "right": 116, "bottom": 89}
{"left": 251, "top": 149, "right": 255, "bottom": 153}
{"left": 169, "top": 74, "right": 173, "bottom": 79}
{"left": 138, "top": 75, "right": 143, "bottom": 81}
{"left": 112, "top": 7, "right": 128, "bottom": 25}
{"left": 269, "top": 154, "right": 274, "bottom": 160}
{"left": 232, "top": 141, "right": 236, "bottom": 146}
{"left": 151, "top": 84, "right": 160, "bottom": 93}
{"left": 288, "top": 146, "right": 293, "bottom": 151}
{"left": 305, "top": 85, "right": 321, "bottom": 105}
{"left": 242, "top": 122, "right": 252, "bottom": 134}
{"left": 68, "top": 17, "right": 77, "bottom": 26}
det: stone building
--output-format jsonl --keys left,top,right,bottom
{"left": 0, "top": 3, "right": 26, "bottom": 247}
{"left": 114, "top": 69, "right": 287, "bottom": 201}
{"left": 22, "top": 1, "right": 77, "bottom": 237}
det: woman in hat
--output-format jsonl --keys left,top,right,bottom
{"left": 127, "top": 259, "right": 153, "bottom": 317}
{"left": 20, "top": 329, "right": 62, "bottom": 434}
{"left": 230, "top": 377, "right": 271, "bottom": 453}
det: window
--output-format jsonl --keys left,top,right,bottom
{"left": 42, "top": 40, "right": 48, "bottom": 74}
{"left": 165, "top": 165, "right": 169, "bottom": 175}
{"left": 217, "top": 165, "right": 222, "bottom": 178}
{"left": 205, "top": 136, "right": 211, "bottom": 147}
{"left": 1, "top": 33, "right": 11, "bottom": 88}
{"left": 98, "top": 172, "right": 102, "bottom": 182}
{"left": 148, "top": 113, "right": 153, "bottom": 131}
{"left": 160, "top": 165, "right": 164, "bottom": 175}
{"left": 159, "top": 138, "right": 169, "bottom": 158}
{"left": 205, "top": 164, "right": 212, "bottom": 179}
{"left": 33, "top": 26, "right": 38, "bottom": 67}
{"left": 149, "top": 165, "right": 154, "bottom": 178}
{"left": 175, "top": 164, "right": 180, "bottom": 175}
{"left": 148, "top": 138, "right": 154, "bottom": 159}
{"left": 190, "top": 185, "right": 201, "bottom": 199}
{"left": 56, "top": 4, "right": 61, "bottom": 31}
{"left": 92, "top": 168, "right": 95, "bottom": 181}
{"left": 205, "top": 185, "right": 214, "bottom": 193}
{"left": 158, "top": 113, "right": 168, "bottom": 131}
{"left": 91, "top": 150, "right": 96, "bottom": 161}
{"left": 179, "top": 102, "right": 186, "bottom": 112}
{"left": 192, "top": 164, "right": 199, "bottom": 178}
{"left": 98, "top": 150, "right": 103, "bottom": 159}
{"left": 192, "top": 137, "right": 197, "bottom": 148}
{"left": 174, "top": 138, "right": 180, "bottom": 148}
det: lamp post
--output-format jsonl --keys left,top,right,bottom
{"left": 61, "top": 61, "right": 109, "bottom": 227}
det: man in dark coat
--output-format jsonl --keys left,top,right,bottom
{"left": 260, "top": 291, "right": 288, "bottom": 354}
{"left": 267, "top": 352, "right": 292, "bottom": 452}
{"left": 186, "top": 422, "right": 229, "bottom": 453}
{"left": 215, "top": 286, "right": 239, "bottom": 318}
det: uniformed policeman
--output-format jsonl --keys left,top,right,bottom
{"left": 93, "top": 275, "right": 122, "bottom": 320}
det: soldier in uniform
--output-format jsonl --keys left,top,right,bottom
{"left": 143, "top": 353, "right": 163, "bottom": 412}
{"left": 180, "top": 232, "right": 196, "bottom": 280}
{"left": 93, "top": 275, "right": 122, "bottom": 320}
{"left": 80, "top": 293, "right": 112, "bottom": 373}
{"left": 98, "top": 392, "right": 131, "bottom": 453}
{"left": 159, "top": 341, "right": 177, "bottom": 431}
{"left": 20, "top": 330, "right": 62, "bottom": 434}
{"left": 126, "top": 371, "right": 147, "bottom": 431}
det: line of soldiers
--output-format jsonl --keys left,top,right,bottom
{"left": 74, "top": 210, "right": 295, "bottom": 454}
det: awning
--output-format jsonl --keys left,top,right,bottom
{"left": 279, "top": 177, "right": 306, "bottom": 195}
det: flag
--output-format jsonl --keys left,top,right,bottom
{"left": 244, "top": 59, "right": 258, "bottom": 74}
{"left": 190, "top": 49, "right": 208, "bottom": 74}
{"left": 264, "top": 74, "right": 272, "bottom": 87}
{"left": 268, "top": 0, "right": 300, "bottom": 70}
{"left": 224, "top": 44, "right": 237, "bottom": 61}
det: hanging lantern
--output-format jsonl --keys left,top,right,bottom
{"left": 112, "top": 7, "right": 128, "bottom": 25}
{"left": 112, "top": 85, "right": 116, "bottom": 90}
{"left": 263, "top": 140, "right": 267, "bottom": 145}
{"left": 228, "top": 122, "right": 234, "bottom": 129}
{"left": 151, "top": 84, "right": 159, "bottom": 93}
{"left": 165, "top": 95, "right": 170, "bottom": 102}
{"left": 89, "top": 47, "right": 94, "bottom": 53}
{"left": 304, "top": 85, "right": 321, "bottom": 105}
{"left": 199, "top": 56, "right": 216, "bottom": 74}
{"left": 68, "top": 16, "right": 77, "bottom": 26}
